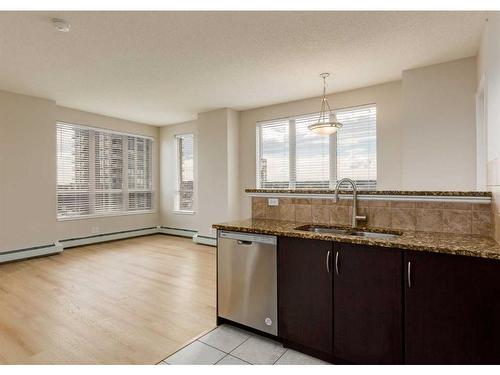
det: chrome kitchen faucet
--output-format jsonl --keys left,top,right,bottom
{"left": 334, "top": 178, "right": 367, "bottom": 228}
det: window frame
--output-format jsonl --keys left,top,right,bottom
{"left": 174, "top": 133, "right": 195, "bottom": 214}
{"left": 56, "top": 121, "right": 155, "bottom": 221}
{"left": 256, "top": 103, "right": 377, "bottom": 190}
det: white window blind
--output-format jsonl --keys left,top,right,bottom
{"left": 128, "top": 136, "right": 153, "bottom": 211}
{"left": 57, "top": 124, "right": 91, "bottom": 217}
{"left": 94, "top": 131, "right": 123, "bottom": 213}
{"left": 256, "top": 104, "right": 377, "bottom": 189}
{"left": 57, "top": 122, "right": 154, "bottom": 219}
{"left": 336, "top": 105, "right": 377, "bottom": 189}
{"left": 295, "top": 114, "right": 330, "bottom": 188}
{"left": 175, "top": 134, "right": 194, "bottom": 211}
{"left": 257, "top": 119, "right": 289, "bottom": 188}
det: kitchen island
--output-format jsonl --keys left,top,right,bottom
{"left": 213, "top": 219, "right": 500, "bottom": 364}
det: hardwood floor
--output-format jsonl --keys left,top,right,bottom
{"left": 0, "top": 234, "right": 216, "bottom": 364}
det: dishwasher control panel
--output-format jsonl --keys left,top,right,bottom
{"left": 218, "top": 231, "right": 277, "bottom": 245}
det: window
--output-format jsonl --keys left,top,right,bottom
{"left": 256, "top": 104, "right": 376, "bottom": 189}
{"left": 175, "top": 134, "right": 194, "bottom": 211}
{"left": 57, "top": 122, "right": 154, "bottom": 219}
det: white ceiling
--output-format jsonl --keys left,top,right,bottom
{"left": 0, "top": 11, "right": 488, "bottom": 125}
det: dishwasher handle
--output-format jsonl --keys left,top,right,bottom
{"left": 237, "top": 240, "right": 253, "bottom": 246}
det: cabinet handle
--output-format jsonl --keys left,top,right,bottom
{"left": 326, "top": 251, "right": 331, "bottom": 273}
{"left": 407, "top": 261, "right": 411, "bottom": 288}
{"left": 335, "top": 251, "right": 339, "bottom": 275}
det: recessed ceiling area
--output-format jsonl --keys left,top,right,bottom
{"left": 0, "top": 11, "right": 488, "bottom": 125}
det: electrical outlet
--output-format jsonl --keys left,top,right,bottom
{"left": 91, "top": 226, "right": 100, "bottom": 234}
{"left": 268, "top": 198, "right": 279, "bottom": 206}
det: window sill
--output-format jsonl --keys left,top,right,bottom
{"left": 172, "top": 210, "right": 196, "bottom": 215}
{"left": 57, "top": 209, "right": 157, "bottom": 222}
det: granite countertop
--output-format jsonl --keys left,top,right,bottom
{"left": 212, "top": 219, "right": 500, "bottom": 260}
{"left": 245, "top": 189, "right": 492, "bottom": 197}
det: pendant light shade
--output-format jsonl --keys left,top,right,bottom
{"left": 308, "top": 73, "right": 343, "bottom": 135}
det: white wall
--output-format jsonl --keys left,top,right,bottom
{"left": 227, "top": 109, "right": 240, "bottom": 221}
{"left": 160, "top": 120, "right": 199, "bottom": 231}
{"left": 196, "top": 108, "right": 240, "bottom": 238}
{"left": 480, "top": 15, "right": 500, "bottom": 163}
{"left": 238, "top": 81, "right": 403, "bottom": 218}
{"left": 477, "top": 13, "right": 500, "bottom": 242}
{"left": 0, "top": 91, "right": 58, "bottom": 251}
{"left": 401, "top": 57, "right": 477, "bottom": 190}
{"left": 0, "top": 91, "right": 160, "bottom": 252}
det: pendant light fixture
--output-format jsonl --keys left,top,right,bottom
{"left": 308, "top": 73, "right": 343, "bottom": 135}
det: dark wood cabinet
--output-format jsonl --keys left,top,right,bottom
{"left": 405, "top": 250, "right": 500, "bottom": 364}
{"left": 278, "top": 237, "right": 333, "bottom": 360}
{"left": 276, "top": 235, "right": 500, "bottom": 364}
{"left": 333, "top": 242, "right": 403, "bottom": 364}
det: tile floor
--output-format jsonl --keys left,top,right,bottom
{"left": 159, "top": 324, "right": 330, "bottom": 365}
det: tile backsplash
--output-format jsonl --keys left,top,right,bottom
{"left": 252, "top": 197, "right": 492, "bottom": 237}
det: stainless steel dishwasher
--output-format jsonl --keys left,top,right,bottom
{"left": 217, "top": 230, "right": 277, "bottom": 336}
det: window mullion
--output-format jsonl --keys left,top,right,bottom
{"left": 256, "top": 126, "right": 262, "bottom": 188}
{"left": 123, "top": 135, "right": 129, "bottom": 212}
{"left": 329, "top": 132, "right": 338, "bottom": 189}
{"left": 89, "top": 130, "right": 96, "bottom": 215}
{"left": 289, "top": 119, "right": 296, "bottom": 189}
{"left": 177, "top": 137, "right": 182, "bottom": 210}
{"left": 174, "top": 134, "right": 194, "bottom": 211}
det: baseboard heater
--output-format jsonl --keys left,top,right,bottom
{"left": 60, "top": 227, "right": 159, "bottom": 249}
{"left": 159, "top": 226, "right": 216, "bottom": 246}
{"left": 1, "top": 226, "right": 216, "bottom": 264}
{"left": 159, "top": 226, "right": 197, "bottom": 238}
{"left": 0, "top": 242, "right": 63, "bottom": 264}
{"left": 193, "top": 234, "right": 217, "bottom": 247}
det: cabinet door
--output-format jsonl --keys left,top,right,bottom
{"left": 278, "top": 237, "right": 333, "bottom": 360}
{"left": 333, "top": 242, "right": 403, "bottom": 364}
{"left": 405, "top": 250, "right": 500, "bottom": 364}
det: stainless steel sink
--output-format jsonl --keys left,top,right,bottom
{"left": 298, "top": 226, "right": 348, "bottom": 235}
{"left": 294, "top": 225, "right": 401, "bottom": 240}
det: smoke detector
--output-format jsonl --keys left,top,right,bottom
{"left": 51, "top": 18, "right": 70, "bottom": 33}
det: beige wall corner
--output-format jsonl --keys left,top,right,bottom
{"left": 227, "top": 109, "right": 240, "bottom": 222}
{"left": 197, "top": 108, "right": 240, "bottom": 237}
{"left": 401, "top": 57, "right": 477, "bottom": 190}
{"left": 0, "top": 91, "right": 57, "bottom": 251}
{"left": 479, "top": 13, "right": 500, "bottom": 243}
